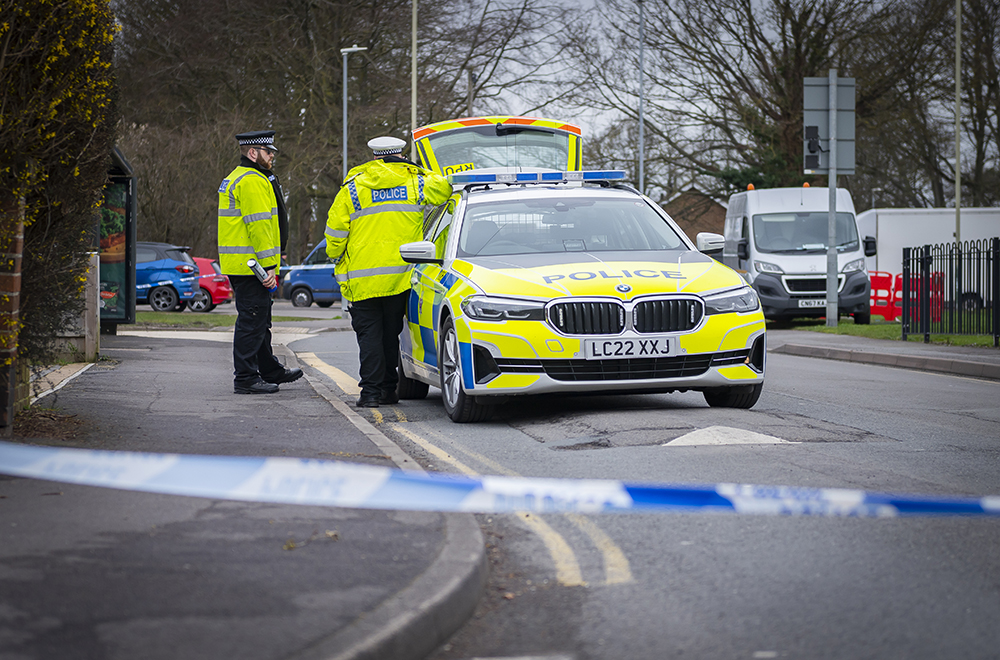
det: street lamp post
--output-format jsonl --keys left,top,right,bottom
{"left": 638, "top": 0, "right": 645, "bottom": 194}
{"left": 412, "top": 0, "right": 418, "bottom": 154}
{"left": 341, "top": 45, "right": 368, "bottom": 181}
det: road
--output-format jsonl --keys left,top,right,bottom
{"left": 289, "top": 327, "right": 1000, "bottom": 660}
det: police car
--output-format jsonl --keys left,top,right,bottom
{"left": 396, "top": 169, "right": 767, "bottom": 422}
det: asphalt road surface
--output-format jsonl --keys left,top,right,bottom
{"left": 290, "top": 329, "right": 1000, "bottom": 660}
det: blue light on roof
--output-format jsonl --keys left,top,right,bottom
{"left": 447, "top": 170, "right": 628, "bottom": 186}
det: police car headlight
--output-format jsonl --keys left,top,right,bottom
{"left": 842, "top": 258, "right": 865, "bottom": 273}
{"left": 703, "top": 286, "right": 760, "bottom": 315}
{"left": 461, "top": 296, "right": 546, "bottom": 321}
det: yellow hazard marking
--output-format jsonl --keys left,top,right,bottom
{"left": 396, "top": 423, "right": 633, "bottom": 586}
{"left": 516, "top": 512, "right": 586, "bottom": 587}
{"left": 391, "top": 424, "right": 586, "bottom": 586}
{"left": 392, "top": 424, "right": 480, "bottom": 476}
{"left": 564, "top": 513, "right": 633, "bottom": 585}
{"left": 297, "top": 352, "right": 629, "bottom": 587}
{"left": 298, "top": 353, "right": 360, "bottom": 395}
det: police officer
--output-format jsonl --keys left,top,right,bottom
{"left": 218, "top": 130, "right": 302, "bottom": 394}
{"left": 326, "top": 136, "right": 452, "bottom": 407}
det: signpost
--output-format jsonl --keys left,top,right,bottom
{"left": 804, "top": 72, "right": 855, "bottom": 327}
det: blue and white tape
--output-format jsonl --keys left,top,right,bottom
{"left": 1, "top": 441, "right": 998, "bottom": 518}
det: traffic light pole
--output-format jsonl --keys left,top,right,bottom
{"left": 826, "top": 69, "right": 839, "bottom": 328}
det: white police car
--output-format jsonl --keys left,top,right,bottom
{"left": 397, "top": 170, "right": 766, "bottom": 422}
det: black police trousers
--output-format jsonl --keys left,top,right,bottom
{"left": 230, "top": 275, "right": 284, "bottom": 387}
{"left": 349, "top": 290, "right": 409, "bottom": 401}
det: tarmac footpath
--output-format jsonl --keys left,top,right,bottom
{"left": 1, "top": 328, "right": 486, "bottom": 660}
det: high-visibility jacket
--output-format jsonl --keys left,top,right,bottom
{"left": 326, "top": 158, "right": 452, "bottom": 302}
{"left": 217, "top": 164, "right": 281, "bottom": 276}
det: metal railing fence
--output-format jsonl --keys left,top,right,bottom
{"left": 901, "top": 237, "right": 999, "bottom": 346}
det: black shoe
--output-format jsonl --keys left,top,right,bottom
{"left": 379, "top": 391, "right": 399, "bottom": 405}
{"left": 235, "top": 380, "right": 279, "bottom": 394}
{"left": 356, "top": 397, "right": 380, "bottom": 408}
{"left": 263, "top": 367, "right": 303, "bottom": 385}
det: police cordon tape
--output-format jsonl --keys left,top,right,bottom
{"left": 1, "top": 441, "right": 998, "bottom": 518}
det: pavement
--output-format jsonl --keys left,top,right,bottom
{"left": 3, "top": 313, "right": 999, "bottom": 660}
{"left": 767, "top": 327, "right": 1000, "bottom": 381}
{"left": 3, "top": 313, "right": 485, "bottom": 660}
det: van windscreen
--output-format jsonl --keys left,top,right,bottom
{"left": 752, "top": 212, "right": 858, "bottom": 253}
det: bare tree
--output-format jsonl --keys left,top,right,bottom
{"left": 113, "top": 0, "right": 578, "bottom": 262}
{"left": 960, "top": 0, "right": 1000, "bottom": 206}
{"left": 564, "top": 0, "right": 956, "bottom": 208}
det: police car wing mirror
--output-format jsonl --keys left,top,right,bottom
{"left": 696, "top": 232, "right": 725, "bottom": 255}
{"left": 400, "top": 240, "right": 442, "bottom": 265}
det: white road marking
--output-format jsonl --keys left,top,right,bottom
{"left": 665, "top": 425, "right": 797, "bottom": 446}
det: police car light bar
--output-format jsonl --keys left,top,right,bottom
{"left": 447, "top": 170, "right": 627, "bottom": 185}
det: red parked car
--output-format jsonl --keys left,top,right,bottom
{"left": 189, "top": 257, "right": 233, "bottom": 312}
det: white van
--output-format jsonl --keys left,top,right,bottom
{"left": 722, "top": 186, "right": 877, "bottom": 323}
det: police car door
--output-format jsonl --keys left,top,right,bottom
{"left": 404, "top": 198, "right": 456, "bottom": 371}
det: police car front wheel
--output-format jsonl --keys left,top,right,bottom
{"left": 439, "top": 316, "right": 494, "bottom": 423}
{"left": 703, "top": 383, "right": 763, "bottom": 409}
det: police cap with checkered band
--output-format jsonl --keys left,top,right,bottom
{"left": 235, "top": 130, "right": 279, "bottom": 152}
{"left": 368, "top": 136, "right": 406, "bottom": 157}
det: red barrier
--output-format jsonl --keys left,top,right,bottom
{"left": 869, "top": 270, "right": 897, "bottom": 321}
{"left": 895, "top": 272, "right": 944, "bottom": 324}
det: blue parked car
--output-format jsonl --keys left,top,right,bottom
{"left": 136, "top": 242, "right": 201, "bottom": 312}
{"left": 281, "top": 239, "right": 342, "bottom": 308}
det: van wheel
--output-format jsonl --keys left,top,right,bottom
{"left": 439, "top": 316, "right": 494, "bottom": 422}
{"left": 291, "top": 288, "right": 313, "bottom": 307}
{"left": 316, "top": 301, "right": 334, "bottom": 308}
{"left": 853, "top": 310, "right": 870, "bottom": 325}
{"left": 703, "top": 383, "right": 763, "bottom": 409}
{"left": 397, "top": 360, "right": 429, "bottom": 400}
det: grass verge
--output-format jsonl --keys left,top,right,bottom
{"left": 768, "top": 318, "right": 998, "bottom": 348}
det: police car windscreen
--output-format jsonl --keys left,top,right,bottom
{"left": 429, "top": 126, "right": 569, "bottom": 171}
{"left": 752, "top": 212, "right": 859, "bottom": 254}
{"left": 458, "top": 197, "right": 686, "bottom": 257}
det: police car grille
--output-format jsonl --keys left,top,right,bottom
{"left": 540, "top": 355, "right": 712, "bottom": 381}
{"left": 548, "top": 302, "right": 625, "bottom": 335}
{"left": 633, "top": 299, "right": 702, "bottom": 333}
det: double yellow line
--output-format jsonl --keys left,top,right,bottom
{"left": 297, "top": 352, "right": 633, "bottom": 588}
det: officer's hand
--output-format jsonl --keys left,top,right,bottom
{"left": 263, "top": 269, "right": 277, "bottom": 290}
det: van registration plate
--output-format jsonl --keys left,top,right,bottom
{"left": 798, "top": 299, "right": 826, "bottom": 308}
{"left": 585, "top": 337, "right": 673, "bottom": 360}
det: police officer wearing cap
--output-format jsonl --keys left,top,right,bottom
{"left": 326, "top": 136, "right": 452, "bottom": 407}
{"left": 218, "top": 130, "right": 302, "bottom": 394}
